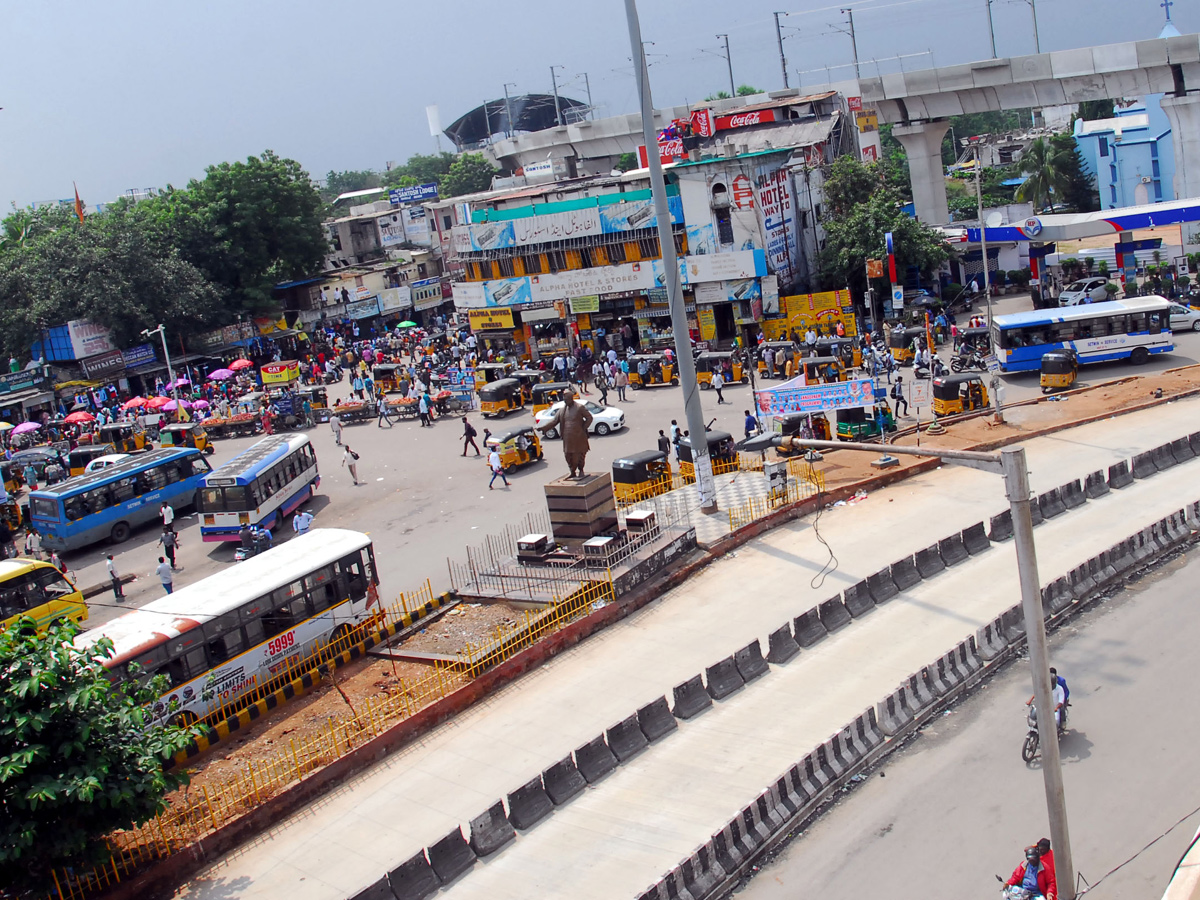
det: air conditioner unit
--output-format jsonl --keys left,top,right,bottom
{"left": 723, "top": 143, "right": 737, "bottom": 159}
{"left": 1140, "top": 176, "right": 1152, "bottom": 184}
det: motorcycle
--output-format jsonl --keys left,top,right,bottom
{"left": 951, "top": 350, "right": 987, "bottom": 373}
{"left": 234, "top": 530, "right": 274, "bottom": 562}
{"left": 1021, "top": 701, "right": 1068, "bottom": 762}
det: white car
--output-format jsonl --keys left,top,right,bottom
{"left": 1169, "top": 303, "right": 1200, "bottom": 332}
{"left": 534, "top": 400, "right": 626, "bottom": 438}
{"left": 84, "top": 453, "right": 132, "bottom": 474}
{"left": 1058, "top": 277, "right": 1110, "bottom": 306}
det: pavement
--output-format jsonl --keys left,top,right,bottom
{"left": 173, "top": 391, "right": 1200, "bottom": 900}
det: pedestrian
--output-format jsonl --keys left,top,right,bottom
{"left": 106, "top": 554, "right": 124, "bottom": 600}
{"left": 657, "top": 429, "right": 671, "bottom": 455}
{"left": 160, "top": 501, "right": 175, "bottom": 533}
{"left": 712, "top": 369, "right": 726, "bottom": 404}
{"left": 462, "top": 416, "right": 480, "bottom": 456}
{"left": 292, "top": 509, "right": 314, "bottom": 535}
{"left": 342, "top": 445, "right": 360, "bottom": 485}
{"left": 22, "top": 527, "right": 40, "bottom": 560}
{"left": 418, "top": 391, "right": 431, "bottom": 427}
{"left": 158, "top": 528, "right": 179, "bottom": 569}
{"left": 743, "top": 409, "right": 758, "bottom": 441}
{"left": 670, "top": 419, "right": 682, "bottom": 459}
{"left": 488, "top": 446, "right": 510, "bottom": 490}
{"left": 156, "top": 556, "right": 174, "bottom": 595}
{"left": 22, "top": 463, "right": 37, "bottom": 491}
{"left": 49, "top": 549, "right": 66, "bottom": 577}
{"left": 891, "top": 375, "right": 909, "bottom": 416}
{"left": 615, "top": 367, "right": 628, "bottom": 401}
{"left": 330, "top": 412, "right": 343, "bottom": 446}
{"left": 596, "top": 371, "right": 610, "bottom": 406}
{"left": 377, "top": 400, "right": 395, "bottom": 428}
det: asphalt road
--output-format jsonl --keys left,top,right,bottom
{"left": 733, "top": 550, "right": 1200, "bottom": 900}
{"left": 70, "top": 321, "right": 1200, "bottom": 629}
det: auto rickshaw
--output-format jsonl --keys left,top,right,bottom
{"left": 512, "top": 369, "right": 547, "bottom": 403}
{"left": 372, "top": 364, "right": 406, "bottom": 394}
{"left": 297, "top": 384, "right": 330, "bottom": 423}
{"left": 531, "top": 382, "right": 570, "bottom": 415}
{"left": 836, "top": 405, "right": 896, "bottom": 441}
{"left": 932, "top": 374, "right": 989, "bottom": 417}
{"left": 775, "top": 412, "right": 831, "bottom": 452}
{"left": 484, "top": 425, "right": 543, "bottom": 472}
{"left": 96, "top": 423, "right": 150, "bottom": 454}
{"left": 474, "top": 362, "right": 514, "bottom": 390}
{"left": 1039, "top": 349, "right": 1077, "bottom": 393}
{"left": 814, "top": 338, "right": 861, "bottom": 369}
{"left": 478, "top": 378, "right": 525, "bottom": 418}
{"left": 756, "top": 342, "right": 795, "bottom": 379}
{"left": 0, "top": 462, "right": 17, "bottom": 496}
{"left": 956, "top": 326, "right": 991, "bottom": 354}
{"left": 158, "top": 421, "right": 215, "bottom": 454}
{"left": 678, "top": 430, "right": 738, "bottom": 481}
{"left": 796, "top": 355, "right": 846, "bottom": 384}
{"left": 612, "top": 450, "right": 673, "bottom": 502}
{"left": 67, "top": 444, "right": 118, "bottom": 476}
{"left": 695, "top": 351, "right": 747, "bottom": 388}
{"left": 629, "top": 354, "right": 677, "bottom": 389}
{"left": 887, "top": 326, "right": 927, "bottom": 365}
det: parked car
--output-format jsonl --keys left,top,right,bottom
{"left": 534, "top": 400, "right": 626, "bottom": 438}
{"left": 1169, "top": 303, "right": 1200, "bottom": 332}
{"left": 1058, "top": 277, "right": 1110, "bottom": 306}
{"left": 84, "top": 453, "right": 132, "bottom": 474}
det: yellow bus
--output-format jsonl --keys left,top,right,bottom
{"left": 0, "top": 558, "right": 88, "bottom": 632}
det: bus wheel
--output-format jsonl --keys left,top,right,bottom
{"left": 330, "top": 623, "right": 356, "bottom": 649}
{"left": 169, "top": 710, "right": 198, "bottom": 728}
{"left": 110, "top": 522, "right": 131, "bottom": 543}
{"left": 1130, "top": 347, "right": 1149, "bottom": 365}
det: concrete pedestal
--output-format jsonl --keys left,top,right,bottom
{"left": 893, "top": 120, "right": 951, "bottom": 226}
{"left": 1162, "top": 93, "right": 1200, "bottom": 202}
{"left": 545, "top": 473, "right": 618, "bottom": 547}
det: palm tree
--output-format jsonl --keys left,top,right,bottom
{"left": 1015, "top": 138, "right": 1071, "bottom": 212}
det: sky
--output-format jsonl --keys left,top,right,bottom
{"left": 1, "top": 0, "right": 1195, "bottom": 210}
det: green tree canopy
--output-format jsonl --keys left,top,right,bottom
{"left": 442, "top": 153, "right": 498, "bottom": 198}
{"left": 321, "top": 169, "right": 381, "bottom": 202}
{"left": 704, "top": 91, "right": 732, "bottom": 102}
{"left": 1048, "top": 132, "right": 1099, "bottom": 212}
{"left": 0, "top": 621, "right": 197, "bottom": 892}
{"left": 615, "top": 152, "right": 638, "bottom": 173}
{"left": 380, "top": 152, "right": 456, "bottom": 190}
{"left": 736, "top": 85, "right": 762, "bottom": 96}
{"left": 1077, "top": 99, "right": 1115, "bottom": 121}
{"left": 1015, "top": 137, "right": 1072, "bottom": 212}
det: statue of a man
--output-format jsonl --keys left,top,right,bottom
{"left": 536, "top": 389, "right": 593, "bottom": 478}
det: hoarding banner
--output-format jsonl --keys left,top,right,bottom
{"left": 67, "top": 320, "right": 117, "bottom": 359}
{"left": 691, "top": 108, "right": 715, "bottom": 137}
{"left": 467, "top": 220, "right": 516, "bottom": 252}
{"left": 261, "top": 361, "right": 300, "bottom": 384}
{"left": 346, "top": 298, "right": 380, "bottom": 319}
{"left": 715, "top": 108, "right": 779, "bottom": 131}
{"left": 598, "top": 195, "right": 684, "bottom": 234}
{"left": 122, "top": 343, "right": 157, "bottom": 369}
{"left": 402, "top": 206, "right": 430, "bottom": 246}
{"left": 513, "top": 208, "right": 601, "bottom": 245}
{"left": 379, "top": 213, "right": 407, "bottom": 246}
{"left": 755, "top": 166, "right": 799, "bottom": 287}
{"left": 468, "top": 309, "right": 515, "bottom": 331}
{"left": 569, "top": 295, "right": 600, "bottom": 314}
{"left": 81, "top": 350, "right": 126, "bottom": 380}
{"left": 389, "top": 183, "right": 438, "bottom": 204}
{"left": 761, "top": 274, "right": 779, "bottom": 315}
{"left": 377, "top": 286, "right": 413, "bottom": 314}
{"left": 754, "top": 378, "right": 874, "bottom": 416}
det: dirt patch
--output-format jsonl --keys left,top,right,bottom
{"left": 402, "top": 601, "right": 526, "bottom": 655}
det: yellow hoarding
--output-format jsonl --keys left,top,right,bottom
{"left": 469, "top": 309, "right": 515, "bottom": 331}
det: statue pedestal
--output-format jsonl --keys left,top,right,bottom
{"left": 544, "top": 473, "right": 618, "bottom": 548}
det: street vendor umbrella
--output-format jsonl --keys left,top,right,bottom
{"left": 207, "top": 368, "right": 235, "bottom": 381}
{"left": 11, "top": 422, "right": 40, "bottom": 435}
{"left": 192, "top": 399, "right": 210, "bottom": 409}
{"left": 63, "top": 411, "right": 96, "bottom": 424}
{"left": 169, "top": 377, "right": 191, "bottom": 388}
{"left": 228, "top": 359, "right": 253, "bottom": 370}
{"left": 0, "top": 422, "right": 14, "bottom": 431}
{"left": 162, "top": 399, "right": 192, "bottom": 412}
{"left": 121, "top": 396, "right": 147, "bottom": 410}
{"left": 146, "top": 396, "right": 173, "bottom": 409}
{"left": 397, "top": 321, "right": 418, "bottom": 329}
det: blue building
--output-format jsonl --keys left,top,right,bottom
{"left": 1074, "top": 95, "right": 1176, "bottom": 210}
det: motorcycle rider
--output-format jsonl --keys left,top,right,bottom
{"left": 1028, "top": 669, "right": 1067, "bottom": 730}
{"left": 1005, "top": 845, "right": 1057, "bottom": 899}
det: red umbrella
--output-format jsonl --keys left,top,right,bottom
{"left": 121, "top": 396, "right": 147, "bottom": 410}
{"left": 63, "top": 411, "right": 96, "bottom": 424}
{"left": 146, "top": 396, "right": 173, "bottom": 409}
{"left": 228, "top": 359, "right": 253, "bottom": 370}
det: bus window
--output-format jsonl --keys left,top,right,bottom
{"left": 203, "top": 612, "right": 244, "bottom": 663}
{"left": 165, "top": 647, "right": 209, "bottom": 687}
{"left": 199, "top": 488, "right": 223, "bottom": 510}
{"left": 1149, "top": 313, "right": 1162, "bottom": 333}
{"left": 64, "top": 498, "right": 87, "bottom": 521}
{"left": 32, "top": 568, "right": 75, "bottom": 600}
{"left": 0, "top": 584, "right": 27, "bottom": 619}
{"left": 163, "top": 464, "right": 182, "bottom": 485}
{"left": 30, "top": 498, "right": 60, "bottom": 520}
{"left": 243, "top": 616, "right": 265, "bottom": 646}
{"left": 1129, "top": 313, "right": 1147, "bottom": 332}
{"left": 137, "top": 467, "right": 167, "bottom": 494}
{"left": 339, "top": 552, "right": 368, "bottom": 600}
{"left": 110, "top": 477, "right": 136, "bottom": 503}
{"left": 83, "top": 487, "right": 113, "bottom": 513}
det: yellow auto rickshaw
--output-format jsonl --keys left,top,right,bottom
{"left": 372, "top": 364, "right": 405, "bottom": 394}
{"left": 814, "top": 338, "right": 862, "bottom": 369}
{"left": 478, "top": 378, "right": 525, "bottom": 418}
{"left": 775, "top": 412, "right": 831, "bottom": 452}
{"left": 158, "top": 421, "right": 215, "bottom": 454}
{"left": 757, "top": 342, "right": 795, "bottom": 379}
{"left": 678, "top": 430, "right": 738, "bottom": 481}
{"left": 629, "top": 354, "right": 677, "bottom": 389}
{"left": 1, "top": 462, "right": 19, "bottom": 496}
{"left": 1039, "top": 350, "right": 1077, "bottom": 393}
{"left": 932, "top": 374, "right": 989, "bottom": 417}
{"left": 485, "top": 425, "right": 543, "bottom": 472}
{"left": 474, "top": 362, "right": 514, "bottom": 390}
{"left": 96, "top": 423, "right": 150, "bottom": 454}
{"left": 796, "top": 355, "right": 846, "bottom": 384}
{"left": 612, "top": 450, "right": 673, "bottom": 502}
{"left": 887, "top": 326, "right": 927, "bottom": 365}
{"left": 531, "top": 382, "right": 570, "bottom": 415}
{"left": 67, "top": 444, "right": 118, "bottom": 477}
{"left": 512, "top": 369, "right": 547, "bottom": 403}
{"left": 695, "top": 351, "right": 747, "bottom": 389}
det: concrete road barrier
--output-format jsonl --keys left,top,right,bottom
{"left": 876, "top": 684, "right": 917, "bottom": 736}
{"left": 1152, "top": 443, "right": 1177, "bottom": 471}
{"left": 427, "top": 827, "right": 475, "bottom": 884}
{"left": 756, "top": 785, "right": 788, "bottom": 832}
{"left": 468, "top": 801, "right": 515, "bottom": 857}
{"left": 1043, "top": 577, "right": 1073, "bottom": 616}
{"left": 575, "top": 734, "right": 618, "bottom": 783}
{"left": 1038, "top": 487, "right": 1066, "bottom": 519}
{"left": 706, "top": 656, "right": 745, "bottom": 700}
{"left": 1171, "top": 437, "right": 1195, "bottom": 465}
{"left": 506, "top": 775, "right": 554, "bottom": 830}
{"left": 680, "top": 843, "right": 725, "bottom": 899}
{"left": 766, "top": 623, "right": 800, "bottom": 664}
{"left": 818, "top": 597, "right": 852, "bottom": 633}
{"left": 711, "top": 821, "right": 749, "bottom": 875}
{"left": 867, "top": 569, "right": 899, "bottom": 604}
{"left": 842, "top": 580, "right": 875, "bottom": 618}
{"left": 637, "top": 868, "right": 691, "bottom": 900}
{"left": 1132, "top": 529, "right": 1155, "bottom": 562}
{"left": 1189, "top": 431, "right": 1200, "bottom": 457}
{"left": 672, "top": 674, "right": 714, "bottom": 720}
{"left": 907, "top": 671, "right": 936, "bottom": 712}
{"left": 1068, "top": 565, "right": 1095, "bottom": 601}
{"left": 938, "top": 533, "right": 969, "bottom": 566}
{"left": 607, "top": 713, "right": 650, "bottom": 762}
{"left": 1108, "top": 459, "right": 1134, "bottom": 488}
{"left": 989, "top": 510, "right": 1014, "bottom": 541}
{"left": 1061, "top": 479, "right": 1086, "bottom": 510}
{"left": 773, "top": 767, "right": 807, "bottom": 816}
{"left": 999, "top": 604, "right": 1026, "bottom": 644}
{"left": 348, "top": 877, "right": 392, "bottom": 900}
{"left": 890, "top": 554, "right": 922, "bottom": 591}
{"left": 1133, "top": 450, "right": 1158, "bottom": 479}
{"left": 976, "top": 616, "right": 1009, "bottom": 660}
{"left": 914, "top": 546, "right": 945, "bottom": 579}
{"left": 796, "top": 751, "right": 831, "bottom": 799}
{"left": 1113, "top": 537, "right": 1137, "bottom": 572}
{"left": 734, "top": 639, "right": 770, "bottom": 683}
{"left": 814, "top": 743, "right": 841, "bottom": 783}
{"left": 958, "top": 636, "right": 983, "bottom": 676}
{"left": 542, "top": 755, "right": 587, "bottom": 806}
{"left": 386, "top": 852, "right": 439, "bottom": 900}
{"left": 924, "top": 655, "right": 956, "bottom": 697}
{"left": 793, "top": 608, "right": 827, "bottom": 647}
{"left": 1085, "top": 470, "right": 1110, "bottom": 499}
{"left": 962, "top": 521, "right": 991, "bottom": 555}
{"left": 637, "top": 696, "right": 678, "bottom": 743}
{"left": 741, "top": 795, "right": 773, "bottom": 850}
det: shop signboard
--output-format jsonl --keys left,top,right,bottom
{"left": 715, "top": 108, "right": 779, "bottom": 131}
{"left": 761, "top": 274, "right": 779, "bottom": 315}
{"left": 377, "top": 286, "right": 413, "bottom": 314}
{"left": 782, "top": 290, "right": 858, "bottom": 336}
{"left": 569, "top": 295, "right": 600, "bottom": 314}
{"left": 597, "top": 195, "right": 684, "bottom": 234}
{"left": 693, "top": 282, "right": 724, "bottom": 305}
{"left": 512, "top": 208, "right": 602, "bottom": 246}
{"left": 697, "top": 308, "right": 717, "bottom": 342}
{"left": 468, "top": 309, "right": 515, "bottom": 331}
{"left": 402, "top": 206, "right": 430, "bottom": 246}
{"left": 81, "top": 350, "right": 127, "bottom": 380}
{"left": 122, "top": 343, "right": 157, "bottom": 370}
{"left": 0, "top": 366, "right": 50, "bottom": 396}
{"left": 754, "top": 377, "right": 874, "bottom": 416}
{"left": 379, "top": 212, "right": 406, "bottom": 246}
{"left": 732, "top": 173, "right": 755, "bottom": 209}
{"left": 261, "top": 361, "right": 300, "bottom": 385}
{"left": 67, "top": 320, "right": 117, "bottom": 359}
{"left": 467, "top": 220, "right": 516, "bottom": 252}
{"left": 389, "top": 183, "right": 438, "bottom": 204}
{"left": 347, "top": 298, "right": 380, "bottom": 319}
{"left": 452, "top": 281, "right": 487, "bottom": 309}
{"left": 756, "top": 166, "right": 799, "bottom": 287}
{"left": 412, "top": 277, "right": 444, "bottom": 311}
{"left": 727, "top": 279, "right": 761, "bottom": 304}
{"left": 682, "top": 249, "right": 766, "bottom": 284}
{"left": 691, "top": 108, "right": 714, "bottom": 137}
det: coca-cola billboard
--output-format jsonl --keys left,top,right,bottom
{"left": 691, "top": 108, "right": 714, "bottom": 138}
{"left": 715, "top": 108, "right": 779, "bottom": 131}
{"left": 637, "top": 138, "right": 688, "bottom": 168}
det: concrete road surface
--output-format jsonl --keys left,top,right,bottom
{"left": 735, "top": 552, "right": 1200, "bottom": 900}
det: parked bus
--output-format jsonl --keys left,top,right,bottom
{"left": 30, "top": 448, "right": 212, "bottom": 553}
{"left": 197, "top": 434, "right": 319, "bottom": 542}
{"left": 76, "top": 528, "right": 377, "bottom": 725}
{"left": 0, "top": 558, "right": 87, "bottom": 632}
{"left": 991, "top": 296, "right": 1173, "bottom": 373}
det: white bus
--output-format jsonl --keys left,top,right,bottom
{"left": 197, "top": 434, "right": 319, "bottom": 541}
{"left": 77, "top": 528, "right": 377, "bottom": 724}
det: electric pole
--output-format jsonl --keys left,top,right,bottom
{"left": 840, "top": 8, "right": 861, "bottom": 79}
{"left": 550, "top": 65, "right": 565, "bottom": 126}
{"left": 985, "top": 0, "right": 998, "bottom": 57}
{"left": 582, "top": 72, "right": 594, "bottom": 118}
{"left": 716, "top": 33, "right": 735, "bottom": 96}
{"left": 774, "top": 12, "right": 790, "bottom": 89}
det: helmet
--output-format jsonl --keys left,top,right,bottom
{"left": 1025, "top": 846, "right": 1042, "bottom": 862}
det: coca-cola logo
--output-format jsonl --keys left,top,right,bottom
{"left": 728, "top": 112, "right": 762, "bottom": 128}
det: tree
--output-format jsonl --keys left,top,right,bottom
{"left": 1048, "top": 133, "right": 1099, "bottom": 212}
{"left": 704, "top": 91, "right": 732, "bottom": 102}
{"left": 1015, "top": 137, "right": 1072, "bottom": 212}
{"left": 321, "top": 169, "right": 381, "bottom": 202}
{"left": 1077, "top": 99, "right": 1115, "bottom": 121}
{"left": 615, "top": 152, "right": 638, "bottom": 172}
{"left": 0, "top": 620, "right": 197, "bottom": 892}
{"left": 441, "top": 153, "right": 497, "bottom": 198}
{"left": 736, "top": 85, "right": 762, "bottom": 96}
{"left": 380, "top": 152, "right": 456, "bottom": 191}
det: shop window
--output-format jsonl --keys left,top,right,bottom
{"left": 607, "top": 242, "right": 627, "bottom": 264}
{"left": 565, "top": 250, "right": 583, "bottom": 269}
{"left": 637, "top": 235, "right": 660, "bottom": 259}
{"left": 579, "top": 248, "right": 597, "bottom": 268}
{"left": 524, "top": 254, "right": 544, "bottom": 274}
{"left": 625, "top": 241, "right": 642, "bottom": 262}
{"left": 497, "top": 257, "right": 515, "bottom": 277}
{"left": 715, "top": 208, "right": 734, "bottom": 245}
{"left": 546, "top": 250, "right": 567, "bottom": 272}
{"left": 674, "top": 233, "right": 687, "bottom": 254}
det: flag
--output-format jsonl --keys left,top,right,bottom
{"left": 73, "top": 183, "right": 85, "bottom": 224}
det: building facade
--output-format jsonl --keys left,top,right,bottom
{"left": 1074, "top": 96, "right": 1176, "bottom": 210}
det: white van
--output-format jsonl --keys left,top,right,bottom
{"left": 1058, "top": 277, "right": 1110, "bottom": 306}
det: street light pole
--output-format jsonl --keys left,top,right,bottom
{"left": 773, "top": 12, "right": 790, "bottom": 89}
{"left": 625, "top": 0, "right": 718, "bottom": 512}
{"left": 840, "top": 8, "right": 861, "bottom": 79}
{"left": 974, "top": 142, "right": 993, "bottom": 329}
{"left": 985, "top": 0, "right": 998, "bottom": 57}
{"left": 549, "top": 65, "right": 565, "bottom": 126}
{"left": 1027, "top": 0, "right": 1041, "bottom": 53}
{"left": 143, "top": 324, "right": 180, "bottom": 420}
{"left": 716, "top": 33, "right": 735, "bottom": 96}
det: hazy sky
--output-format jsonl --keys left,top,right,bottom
{"left": 1, "top": 0, "right": 1193, "bottom": 209}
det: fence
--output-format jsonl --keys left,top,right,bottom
{"left": 727, "top": 462, "right": 826, "bottom": 532}
{"left": 45, "top": 573, "right": 615, "bottom": 900}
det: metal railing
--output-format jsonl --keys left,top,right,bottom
{"left": 727, "top": 463, "right": 826, "bottom": 532}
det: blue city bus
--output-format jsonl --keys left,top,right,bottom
{"left": 30, "top": 448, "right": 212, "bottom": 552}
{"left": 991, "top": 296, "right": 1173, "bottom": 373}
{"left": 197, "top": 434, "right": 319, "bottom": 541}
